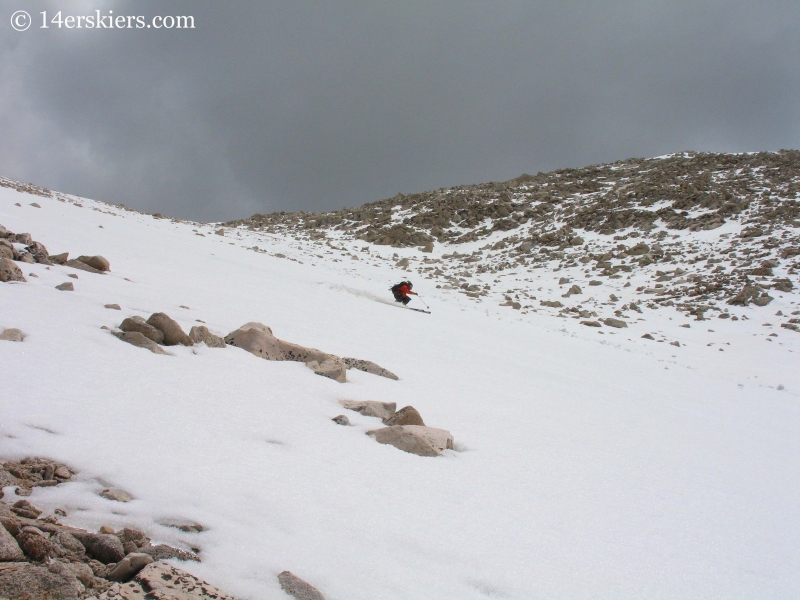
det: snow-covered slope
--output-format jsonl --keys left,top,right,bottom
{"left": 1, "top": 168, "right": 799, "bottom": 599}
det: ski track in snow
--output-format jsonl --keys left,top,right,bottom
{"left": 0, "top": 188, "right": 799, "bottom": 599}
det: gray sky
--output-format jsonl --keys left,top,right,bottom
{"left": 1, "top": 1, "right": 799, "bottom": 221}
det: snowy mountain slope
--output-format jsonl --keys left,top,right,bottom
{"left": 1, "top": 166, "right": 799, "bottom": 599}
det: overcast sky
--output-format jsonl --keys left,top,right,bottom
{"left": 1, "top": 1, "right": 799, "bottom": 221}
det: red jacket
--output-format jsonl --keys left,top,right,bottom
{"left": 396, "top": 284, "right": 417, "bottom": 298}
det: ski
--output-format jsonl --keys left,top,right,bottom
{"left": 391, "top": 304, "right": 430, "bottom": 314}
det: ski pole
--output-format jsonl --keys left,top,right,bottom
{"left": 417, "top": 295, "right": 429, "bottom": 309}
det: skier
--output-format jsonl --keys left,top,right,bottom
{"left": 391, "top": 281, "right": 417, "bottom": 305}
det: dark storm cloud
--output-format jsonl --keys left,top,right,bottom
{"left": 1, "top": 1, "right": 799, "bottom": 221}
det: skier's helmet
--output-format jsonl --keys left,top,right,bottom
{"left": 406, "top": 281, "right": 413, "bottom": 289}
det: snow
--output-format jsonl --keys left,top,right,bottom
{"left": 1, "top": 188, "right": 800, "bottom": 599}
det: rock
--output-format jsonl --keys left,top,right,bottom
{"left": 0, "top": 562, "right": 85, "bottom": 599}
{"left": 332, "top": 415, "right": 351, "bottom": 426}
{"left": 0, "top": 524, "right": 23, "bottom": 561}
{"left": 341, "top": 357, "right": 398, "bottom": 380}
{"left": 627, "top": 242, "right": 650, "bottom": 256}
{"left": 563, "top": 284, "right": 582, "bottom": 297}
{"left": 11, "top": 500, "right": 41, "bottom": 519}
{"left": 14, "top": 233, "right": 32, "bottom": 245}
{"left": 71, "top": 531, "right": 125, "bottom": 564}
{"left": 100, "top": 488, "right": 132, "bottom": 502}
{"left": 56, "top": 282, "right": 74, "bottom": 291}
{"left": 339, "top": 400, "right": 396, "bottom": 421}
{"left": 49, "top": 252, "right": 68, "bottom": 265}
{"left": 96, "top": 561, "right": 236, "bottom": 600}
{"left": 64, "top": 258, "right": 103, "bottom": 274}
{"left": 14, "top": 250, "right": 35, "bottom": 264}
{"left": 105, "top": 303, "right": 121, "bottom": 310}
{"left": 52, "top": 530, "right": 86, "bottom": 558}
{"left": 16, "top": 529, "right": 59, "bottom": 561}
{"left": 113, "top": 331, "right": 170, "bottom": 355}
{"left": 395, "top": 258, "right": 410, "bottom": 268}
{"left": 603, "top": 318, "right": 628, "bottom": 328}
{"left": 752, "top": 294, "right": 774, "bottom": 307}
{"left": 670, "top": 341, "right": 681, "bottom": 347}
{"left": 580, "top": 320, "right": 602, "bottom": 327}
{"left": 146, "top": 313, "right": 193, "bottom": 346}
{"left": 225, "top": 322, "right": 338, "bottom": 365}
{"left": 0, "top": 328, "right": 23, "bottom": 342}
{"left": 106, "top": 552, "right": 153, "bottom": 582}
{"left": 0, "top": 518, "right": 20, "bottom": 538}
{"left": 558, "top": 277, "right": 570, "bottom": 284}
{"left": 138, "top": 543, "right": 199, "bottom": 562}
{"left": 278, "top": 570, "right": 327, "bottom": 600}
{"left": 642, "top": 333, "right": 655, "bottom": 340}
{"left": 570, "top": 236, "right": 584, "bottom": 246}
{"left": 588, "top": 280, "right": 602, "bottom": 286}
{"left": 540, "top": 300, "right": 563, "bottom": 308}
{"left": 120, "top": 316, "right": 165, "bottom": 344}
{"left": 67, "top": 273, "right": 79, "bottom": 279}
{"left": 305, "top": 358, "right": 347, "bottom": 383}
{"left": 367, "top": 425, "right": 454, "bottom": 457}
{"left": 728, "top": 283, "right": 761, "bottom": 306}
{"left": 0, "top": 258, "right": 26, "bottom": 282}
{"left": 188, "top": 325, "right": 226, "bottom": 348}
{"left": 384, "top": 406, "right": 425, "bottom": 426}
{"left": 0, "top": 244, "right": 11, "bottom": 260}
{"left": 25, "top": 241, "right": 51, "bottom": 264}
{"left": 76, "top": 255, "right": 110, "bottom": 271}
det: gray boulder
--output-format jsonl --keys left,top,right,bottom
{"left": 0, "top": 242, "right": 12, "bottom": 260}
{"left": 120, "top": 316, "right": 164, "bottom": 344}
{"left": 0, "top": 328, "right": 24, "bottom": 342}
{"left": 225, "top": 322, "right": 339, "bottom": 364}
{"left": 76, "top": 255, "right": 110, "bottom": 271}
{"left": 13, "top": 233, "right": 32, "bottom": 245}
{"left": 305, "top": 358, "right": 347, "bottom": 383}
{"left": 13, "top": 250, "right": 35, "bottom": 264}
{"left": 0, "top": 258, "right": 26, "bottom": 282}
{"left": 342, "top": 357, "right": 399, "bottom": 380}
{"left": 25, "top": 241, "right": 51, "bottom": 264}
{"left": 339, "top": 400, "right": 396, "bottom": 421}
{"left": 367, "top": 425, "right": 454, "bottom": 457}
{"left": 278, "top": 570, "right": 327, "bottom": 600}
{"left": 384, "top": 406, "right": 425, "bottom": 426}
{"left": 49, "top": 252, "right": 68, "bottom": 265}
{"left": 189, "top": 325, "right": 226, "bottom": 348}
{"left": 55, "top": 282, "right": 74, "bottom": 291}
{"left": 113, "top": 331, "right": 170, "bottom": 355}
{"left": 0, "top": 562, "right": 85, "bottom": 599}
{"left": 603, "top": 318, "right": 628, "bottom": 328}
{"left": 146, "top": 313, "right": 193, "bottom": 346}
{"left": 71, "top": 531, "right": 125, "bottom": 564}
{"left": 64, "top": 259, "right": 102, "bottom": 274}
{"left": 105, "top": 303, "right": 121, "bottom": 310}
{"left": 96, "top": 561, "right": 236, "bottom": 600}
{"left": 332, "top": 415, "right": 351, "bottom": 426}
{"left": 106, "top": 552, "right": 153, "bottom": 582}
{"left": 0, "top": 524, "right": 23, "bottom": 561}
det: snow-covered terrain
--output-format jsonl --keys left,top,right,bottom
{"left": 1, "top": 173, "right": 799, "bottom": 599}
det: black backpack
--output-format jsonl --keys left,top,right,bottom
{"left": 390, "top": 281, "right": 410, "bottom": 294}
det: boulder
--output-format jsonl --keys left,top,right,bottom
{"left": 76, "top": 255, "right": 110, "bottom": 271}
{"left": 384, "top": 406, "right": 425, "bottom": 426}
{"left": 0, "top": 328, "right": 24, "bottom": 342}
{"left": 278, "top": 570, "right": 328, "bottom": 600}
{"left": 0, "top": 562, "right": 85, "bottom": 599}
{"left": 0, "top": 258, "right": 26, "bottom": 282}
{"left": 120, "top": 316, "right": 164, "bottom": 344}
{"left": 96, "top": 561, "right": 236, "bottom": 600}
{"left": 49, "top": 252, "right": 68, "bottom": 265}
{"left": 342, "top": 357, "right": 399, "bottom": 380}
{"left": 113, "top": 331, "right": 170, "bottom": 355}
{"left": 25, "top": 241, "right": 51, "bottom": 264}
{"left": 332, "top": 415, "right": 351, "bottom": 426}
{"left": 146, "top": 313, "right": 193, "bottom": 346}
{"left": 339, "top": 400, "right": 396, "bottom": 421}
{"left": 55, "top": 282, "right": 74, "bottom": 291}
{"left": 580, "top": 320, "right": 602, "bottom": 327}
{"left": 225, "top": 322, "right": 337, "bottom": 364}
{"left": 367, "top": 425, "right": 454, "bottom": 457}
{"left": 100, "top": 488, "right": 132, "bottom": 502}
{"left": 563, "top": 284, "right": 582, "bottom": 297}
{"left": 13, "top": 250, "right": 35, "bottom": 264}
{"left": 16, "top": 529, "right": 60, "bottom": 561}
{"left": 0, "top": 244, "right": 12, "bottom": 260}
{"left": 189, "top": 325, "right": 226, "bottom": 348}
{"left": 64, "top": 259, "right": 102, "bottom": 274}
{"left": 0, "top": 525, "right": 23, "bottom": 561}
{"left": 71, "top": 531, "right": 125, "bottom": 564}
{"left": 106, "top": 552, "right": 153, "bottom": 582}
{"left": 105, "top": 303, "right": 121, "bottom": 310}
{"left": 627, "top": 242, "right": 650, "bottom": 256}
{"left": 305, "top": 358, "right": 347, "bottom": 383}
{"left": 603, "top": 318, "right": 628, "bottom": 328}
{"left": 13, "top": 233, "right": 32, "bottom": 245}
{"left": 138, "top": 543, "right": 199, "bottom": 562}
